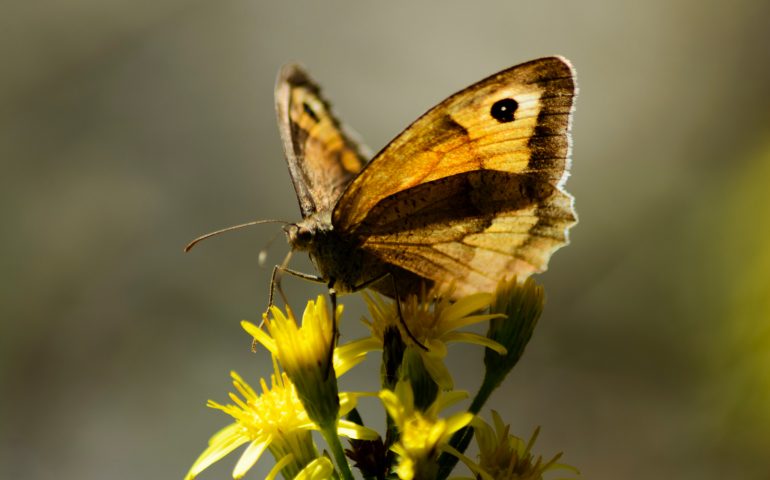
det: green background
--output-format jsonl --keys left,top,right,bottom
{"left": 3, "top": 1, "right": 770, "bottom": 478}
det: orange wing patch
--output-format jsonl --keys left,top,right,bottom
{"left": 275, "top": 64, "right": 368, "bottom": 218}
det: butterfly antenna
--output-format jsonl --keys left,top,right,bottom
{"left": 184, "top": 219, "right": 290, "bottom": 252}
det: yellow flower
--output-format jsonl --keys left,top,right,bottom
{"left": 380, "top": 381, "right": 489, "bottom": 480}
{"left": 184, "top": 370, "right": 376, "bottom": 480}
{"left": 243, "top": 295, "right": 346, "bottom": 428}
{"left": 243, "top": 297, "right": 376, "bottom": 380}
{"left": 473, "top": 411, "right": 579, "bottom": 480}
{"left": 242, "top": 296, "right": 377, "bottom": 480}
{"left": 364, "top": 287, "right": 506, "bottom": 391}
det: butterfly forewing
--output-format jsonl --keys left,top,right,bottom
{"left": 275, "top": 64, "right": 369, "bottom": 218}
{"left": 330, "top": 57, "right": 577, "bottom": 295}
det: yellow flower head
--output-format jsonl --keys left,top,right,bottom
{"left": 185, "top": 370, "right": 376, "bottom": 480}
{"left": 379, "top": 381, "right": 486, "bottom": 480}
{"left": 364, "top": 287, "right": 506, "bottom": 390}
{"left": 184, "top": 371, "right": 316, "bottom": 480}
{"left": 474, "top": 411, "right": 579, "bottom": 480}
{"left": 266, "top": 296, "right": 335, "bottom": 373}
{"left": 243, "top": 296, "right": 343, "bottom": 428}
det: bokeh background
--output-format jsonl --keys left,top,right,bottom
{"left": 3, "top": 1, "right": 770, "bottom": 479}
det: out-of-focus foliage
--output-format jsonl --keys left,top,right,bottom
{"left": 709, "top": 139, "right": 770, "bottom": 468}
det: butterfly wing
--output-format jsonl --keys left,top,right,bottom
{"left": 332, "top": 57, "right": 577, "bottom": 295}
{"left": 275, "top": 64, "right": 369, "bottom": 218}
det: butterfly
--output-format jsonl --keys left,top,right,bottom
{"left": 272, "top": 57, "right": 577, "bottom": 306}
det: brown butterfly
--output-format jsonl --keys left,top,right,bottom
{"left": 272, "top": 57, "right": 577, "bottom": 306}
{"left": 187, "top": 58, "right": 577, "bottom": 317}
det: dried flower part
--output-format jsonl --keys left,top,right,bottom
{"left": 474, "top": 411, "right": 580, "bottom": 480}
{"left": 345, "top": 435, "right": 390, "bottom": 479}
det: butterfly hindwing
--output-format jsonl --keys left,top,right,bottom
{"left": 356, "top": 175, "right": 575, "bottom": 295}
{"left": 331, "top": 57, "right": 577, "bottom": 295}
{"left": 275, "top": 64, "right": 369, "bottom": 218}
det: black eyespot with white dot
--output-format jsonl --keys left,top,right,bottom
{"left": 490, "top": 98, "right": 518, "bottom": 123}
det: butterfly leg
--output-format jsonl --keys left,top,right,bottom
{"left": 266, "top": 262, "right": 325, "bottom": 320}
{"left": 267, "top": 251, "right": 294, "bottom": 312}
{"left": 388, "top": 274, "right": 428, "bottom": 351}
{"left": 260, "top": 258, "right": 325, "bottom": 338}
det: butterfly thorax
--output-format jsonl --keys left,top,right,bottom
{"left": 287, "top": 211, "right": 387, "bottom": 293}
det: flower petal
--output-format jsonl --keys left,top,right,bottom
{"left": 294, "top": 457, "right": 335, "bottom": 480}
{"left": 471, "top": 416, "right": 495, "bottom": 454}
{"left": 490, "top": 409, "right": 506, "bottom": 434}
{"left": 265, "top": 454, "right": 294, "bottom": 480}
{"left": 341, "top": 335, "right": 382, "bottom": 353}
{"left": 441, "top": 331, "right": 507, "bottom": 354}
{"left": 394, "top": 380, "right": 414, "bottom": 411}
{"left": 241, "top": 321, "right": 276, "bottom": 354}
{"left": 439, "top": 293, "right": 492, "bottom": 324}
{"left": 185, "top": 426, "right": 251, "bottom": 479}
{"left": 334, "top": 338, "right": 379, "bottom": 376}
{"left": 430, "top": 390, "right": 468, "bottom": 416}
{"left": 337, "top": 419, "right": 380, "bottom": 440}
{"left": 440, "top": 444, "right": 494, "bottom": 480}
{"left": 338, "top": 391, "right": 375, "bottom": 415}
{"left": 379, "top": 389, "right": 402, "bottom": 422}
{"left": 232, "top": 437, "right": 271, "bottom": 479}
{"left": 421, "top": 351, "right": 454, "bottom": 390}
{"left": 206, "top": 422, "right": 243, "bottom": 446}
{"left": 439, "top": 313, "right": 505, "bottom": 334}
{"left": 444, "top": 412, "right": 474, "bottom": 436}
{"left": 339, "top": 391, "right": 379, "bottom": 417}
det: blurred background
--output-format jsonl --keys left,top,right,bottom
{"left": 2, "top": 1, "right": 770, "bottom": 479}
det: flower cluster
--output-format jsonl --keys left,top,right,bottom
{"left": 185, "top": 279, "right": 579, "bottom": 479}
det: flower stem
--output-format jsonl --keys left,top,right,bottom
{"left": 320, "top": 422, "right": 354, "bottom": 480}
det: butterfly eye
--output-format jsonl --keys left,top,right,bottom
{"left": 296, "top": 226, "right": 312, "bottom": 242}
{"left": 490, "top": 98, "right": 518, "bottom": 123}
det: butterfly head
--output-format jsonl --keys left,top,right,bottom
{"left": 285, "top": 211, "right": 332, "bottom": 251}
{"left": 285, "top": 223, "right": 313, "bottom": 250}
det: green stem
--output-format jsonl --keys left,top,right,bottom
{"left": 468, "top": 374, "right": 497, "bottom": 415}
{"left": 320, "top": 422, "right": 354, "bottom": 480}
